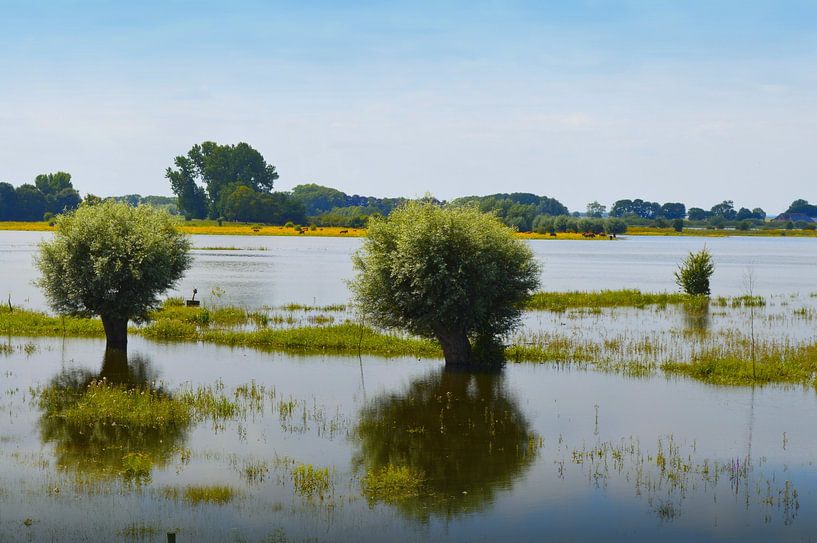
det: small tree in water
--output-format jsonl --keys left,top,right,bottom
{"left": 36, "top": 200, "right": 191, "bottom": 350}
{"left": 351, "top": 201, "right": 540, "bottom": 366}
{"left": 674, "top": 247, "right": 714, "bottom": 296}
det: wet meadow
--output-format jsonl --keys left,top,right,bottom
{"left": 1, "top": 231, "right": 817, "bottom": 541}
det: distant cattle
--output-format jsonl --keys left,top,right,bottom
{"left": 339, "top": 230, "right": 348, "bottom": 234}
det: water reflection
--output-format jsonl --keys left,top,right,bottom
{"left": 38, "top": 350, "right": 188, "bottom": 480}
{"left": 682, "top": 303, "right": 711, "bottom": 335}
{"left": 354, "top": 368, "right": 538, "bottom": 521}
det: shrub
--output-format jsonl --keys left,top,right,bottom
{"left": 674, "top": 248, "right": 714, "bottom": 296}
{"left": 672, "top": 219, "right": 684, "bottom": 232}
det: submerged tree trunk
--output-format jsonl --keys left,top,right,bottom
{"left": 436, "top": 329, "right": 472, "bottom": 366}
{"left": 101, "top": 314, "right": 128, "bottom": 351}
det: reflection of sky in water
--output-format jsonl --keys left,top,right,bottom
{"left": 3, "top": 231, "right": 817, "bottom": 311}
{"left": 1, "top": 337, "right": 816, "bottom": 540}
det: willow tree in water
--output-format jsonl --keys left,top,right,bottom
{"left": 36, "top": 200, "right": 191, "bottom": 350}
{"left": 351, "top": 201, "right": 540, "bottom": 365}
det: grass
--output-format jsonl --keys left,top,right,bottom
{"left": 362, "top": 465, "right": 425, "bottom": 503}
{"left": 0, "top": 305, "right": 104, "bottom": 337}
{"left": 526, "top": 289, "right": 702, "bottom": 311}
{"left": 37, "top": 380, "right": 193, "bottom": 429}
{"left": 627, "top": 226, "right": 817, "bottom": 238}
{"left": 291, "top": 464, "right": 331, "bottom": 498}
{"left": 35, "top": 380, "right": 240, "bottom": 430}
{"left": 663, "top": 340, "right": 817, "bottom": 386}
{"left": 8, "top": 294, "right": 817, "bottom": 386}
{"left": 160, "top": 484, "right": 238, "bottom": 505}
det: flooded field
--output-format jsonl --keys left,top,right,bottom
{"left": 3, "top": 231, "right": 817, "bottom": 310}
{"left": 1, "top": 231, "right": 817, "bottom": 541}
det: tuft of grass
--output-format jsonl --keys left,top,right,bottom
{"left": 292, "top": 464, "right": 331, "bottom": 498}
{"left": 117, "top": 523, "right": 162, "bottom": 538}
{"left": 140, "top": 318, "right": 199, "bottom": 341}
{"left": 37, "top": 380, "right": 192, "bottom": 429}
{"left": 362, "top": 465, "right": 425, "bottom": 503}
{"left": 180, "top": 484, "right": 237, "bottom": 505}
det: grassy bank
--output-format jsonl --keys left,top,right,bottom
{"left": 0, "top": 221, "right": 610, "bottom": 240}
{"left": 627, "top": 226, "right": 817, "bottom": 238}
{"left": 5, "top": 220, "right": 817, "bottom": 239}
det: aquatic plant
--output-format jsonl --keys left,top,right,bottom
{"left": 526, "top": 289, "right": 694, "bottom": 311}
{"left": 361, "top": 465, "right": 425, "bottom": 504}
{"left": 291, "top": 464, "right": 331, "bottom": 498}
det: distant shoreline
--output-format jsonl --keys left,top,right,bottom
{"left": 0, "top": 221, "right": 815, "bottom": 239}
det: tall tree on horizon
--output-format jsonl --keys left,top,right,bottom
{"left": 165, "top": 141, "right": 279, "bottom": 219}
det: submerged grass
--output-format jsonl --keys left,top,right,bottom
{"left": 526, "top": 290, "right": 703, "bottom": 311}
{"left": 362, "top": 465, "right": 425, "bottom": 503}
{"left": 37, "top": 381, "right": 192, "bottom": 429}
{"left": 35, "top": 380, "right": 240, "bottom": 430}
{"left": 663, "top": 340, "right": 817, "bottom": 386}
{"left": 0, "top": 305, "right": 104, "bottom": 337}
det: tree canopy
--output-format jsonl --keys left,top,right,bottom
{"left": 351, "top": 201, "right": 540, "bottom": 365}
{"left": 786, "top": 199, "right": 817, "bottom": 217}
{"left": 36, "top": 200, "right": 191, "bottom": 349}
{"left": 166, "top": 141, "right": 279, "bottom": 219}
{"left": 0, "top": 172, "right": 81, "bottom": 221}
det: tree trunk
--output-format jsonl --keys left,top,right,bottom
{"left": 436, "top": 329, "right": 472, "bottom": 366}
{"left": 101, "top": 314, "right": 128, "bottom": 351}
{"left": 100, "top": 348, "right": 130, "bottom": 383}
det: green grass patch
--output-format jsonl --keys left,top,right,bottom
{"left": 0, "top": 306, "right": 104, "bottom": 337}
{"left": 362, "top": 465, "right": 425, "bottom": 503}
{"left": 526, "top": 289, "right": 699, "bottom": 311}
{"left": 161, "top": 484, "right": 237, "bottom": 505}
{"left": 292, "top": 463, "right": 331, "bottom": 498}
{"left": 37, "top": 380, "right": 192, "bottom": 429}
{"left": 663, "top": 341, "right": 817, "bottom": 386}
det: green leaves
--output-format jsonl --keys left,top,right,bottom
{"left": 35, "top": 201, "right": 192, "bottom": 323}
{"left": 351, "top": 201, "right": 541, "bottom": 342}
{"left": 674, "top": 247, "right": 714, "bottom": 296}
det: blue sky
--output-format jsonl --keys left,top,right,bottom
{"left": 1, "top": 1, "right": 815, "bottom": 212}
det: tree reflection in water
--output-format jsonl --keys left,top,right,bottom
{"left": 354, "top": 367, "right": 539, "bottom": 520}
{"left": 39, "top": 349, "right": 188, "bottom": 480}
{"left": 682, "top": 302, "right": 711, "bottom": 335}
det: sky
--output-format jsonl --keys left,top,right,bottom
{"left": 1, "top": 0, "right": 815, "bottom": 213}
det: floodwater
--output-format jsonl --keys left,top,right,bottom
{"left": 2, "top": 231, "right": 816, "bottom": 310}
{"left": 1, "top": 230, "right": 817, "bottom": 541}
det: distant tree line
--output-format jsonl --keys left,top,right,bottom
{"left": 166, "top": 141, "right": 306, "bottom": 225}
{"left": 0, "top": 172, "right": 81, "bottom": 221}
{"left": 4, "top": 142, "right": 815, "bottom": 234}
{"left": 448, "top": 193, "right": 570, "bottom": 232}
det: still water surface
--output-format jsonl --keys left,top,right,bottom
{"left": 2, "top": 337, "right": 816, "bottom": 541}
{"left": 2, "top": 231, "right": 816, "bottom": 309}
{"left": 1, "top": 231, "right": 816, "bottom": 541}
